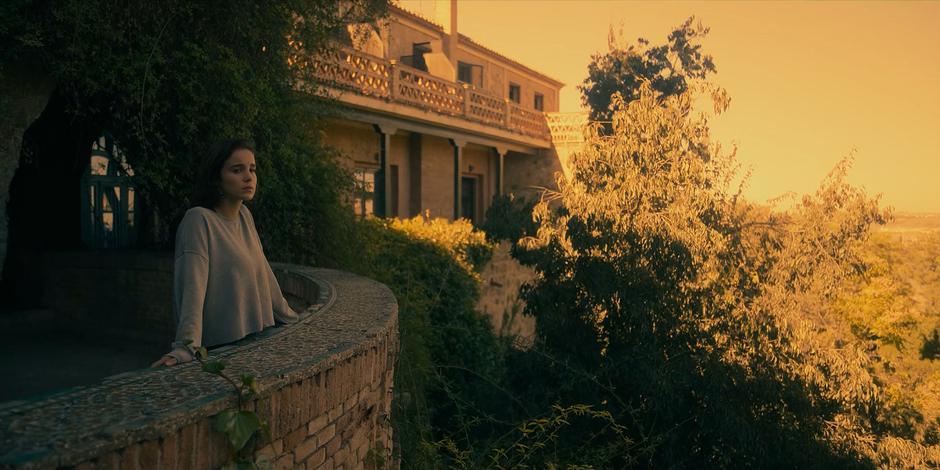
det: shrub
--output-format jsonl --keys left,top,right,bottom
{"left": 389, "top": 215, "right": 494, "bottom": 273}
{"left": 343, "top": 217, "right": 506, "bottom": 469}
{"left": 481, "top": 194, "right": 538, "bottom": 244}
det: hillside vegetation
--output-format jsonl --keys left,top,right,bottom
{"left": 831, "top": 225, "right": 940, "bottom": 446}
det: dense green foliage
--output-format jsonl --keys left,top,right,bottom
{"left": 1, "top": 0, "right": 386, "bottom": 264}
{"left": 830, "top": 230, "right": 940, "bottom": 447}
{"left": 332, "top": 178, "right": 940, "bottom": 469}
{"left": 481, "top": 194, "right": 538, "bottom": 244}
{"left": 579, "top": 16, "right": 723, "bottom": 123}
{"left": 521, "top": 85, "right": 827, "bottom": 466}
{"left": 343, "top": 217, "right": 507, "bottom": 468}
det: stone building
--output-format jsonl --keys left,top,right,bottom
{"left": 316, "top": 1, "right": 579, "bottom": 223}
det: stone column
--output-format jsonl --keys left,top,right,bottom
{"left": 494, "top": 146, "right": 507, "bottom": 197}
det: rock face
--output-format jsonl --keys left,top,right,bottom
{"left": 0, "top": 66, "right": 54, "bottom": 285}
{"left": 477, "top": 241, "right": 536, "bottom": 343}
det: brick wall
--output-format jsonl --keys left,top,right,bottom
{"left": 70, "top": 337, "right": 396, "bottom": 470}
{"left": 420, "top": 134, "right": 455, "bottom": 219}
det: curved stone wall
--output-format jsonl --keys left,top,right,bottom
{"left": 0, "top": 264, "right": 399, "bottom": 470}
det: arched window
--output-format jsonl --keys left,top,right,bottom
{"left": 80, "top": 133, "right": 137, "bottom": 248}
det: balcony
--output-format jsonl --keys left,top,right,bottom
{"left": 311, "top": 46, "right": 553, "bottom": 142}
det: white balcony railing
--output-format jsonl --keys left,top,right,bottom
{"left": 545, "top": 112, "right": 589, "bottom": 144}
{"left": 313, "top": 46, "right": 553, "bottom": 142}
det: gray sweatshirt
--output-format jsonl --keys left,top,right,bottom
{"left": 165, "top": 205, "right": 298, "bottom": 363}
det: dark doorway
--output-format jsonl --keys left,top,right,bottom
{"left": 401, "top": 42, "right": 431, "bottom": 72}
{"left": 461, "top": 176, "right": 480, "bottom": 224}
{"left": 390, "top": 164, "right": 400, "bottom": 217}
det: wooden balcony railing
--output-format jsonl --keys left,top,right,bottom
{"left": 314, "top": 46, "right": 552, "bottom": 142}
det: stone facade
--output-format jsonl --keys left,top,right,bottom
{"left": 417, "top": 134, "right": 456, "bottom": 219}
{"left": 386, "top": 4, "right": 562, "bottom": 111}
{"left": 452, "top": 40, "right": 561, "bottom": 114}
{"left": 323, "top": 121, "right": 506, "bottom": 222}
{"left": 503, "top": 147, "right": 567, "bottom": 203}
{"left": 0, "top": 266, "right": 399, "bottom": 470}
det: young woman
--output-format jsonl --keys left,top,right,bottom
{"left": 151, "top": 140, "right": 298, "bottom": 367}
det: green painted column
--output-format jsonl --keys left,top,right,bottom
{"left": 450, "top": 139, "right": 465, "bottom": 220}
{"left": 373, "top": 124, "right": 397, "bottom": 218}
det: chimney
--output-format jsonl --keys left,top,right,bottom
{"left": 447, "top": 0, "right": 457, "bottom": 67}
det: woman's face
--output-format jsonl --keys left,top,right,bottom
{"left": 218, "top": 148, "right": 257, "bottom": 202}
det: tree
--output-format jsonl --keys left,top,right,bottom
{"left": 579, "top": 16, "right": 721, "bottom": 123}
{"left": 509, "top": 78, "right": 936, "bottom": 467}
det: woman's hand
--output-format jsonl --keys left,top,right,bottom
{"left": 150, "top": 355, "right": 179, "bottom": 368}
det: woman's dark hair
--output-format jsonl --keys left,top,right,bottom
{"left": 192, "top": 139, "right": 256, "bottom": 209}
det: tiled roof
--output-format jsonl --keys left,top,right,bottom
{"left": 390, "top": 3, "right": 446, "bottom": 30}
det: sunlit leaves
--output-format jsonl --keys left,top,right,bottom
{"left": 516, "top": 69, "right": 920, "bottom": 465}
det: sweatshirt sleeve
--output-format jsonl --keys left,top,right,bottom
{"left": 167, "top": 210, "right": 210, "bottom": 363}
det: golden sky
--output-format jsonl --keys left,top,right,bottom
{"left": 406, "top": 0, "right": 940, "bottom": 213}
